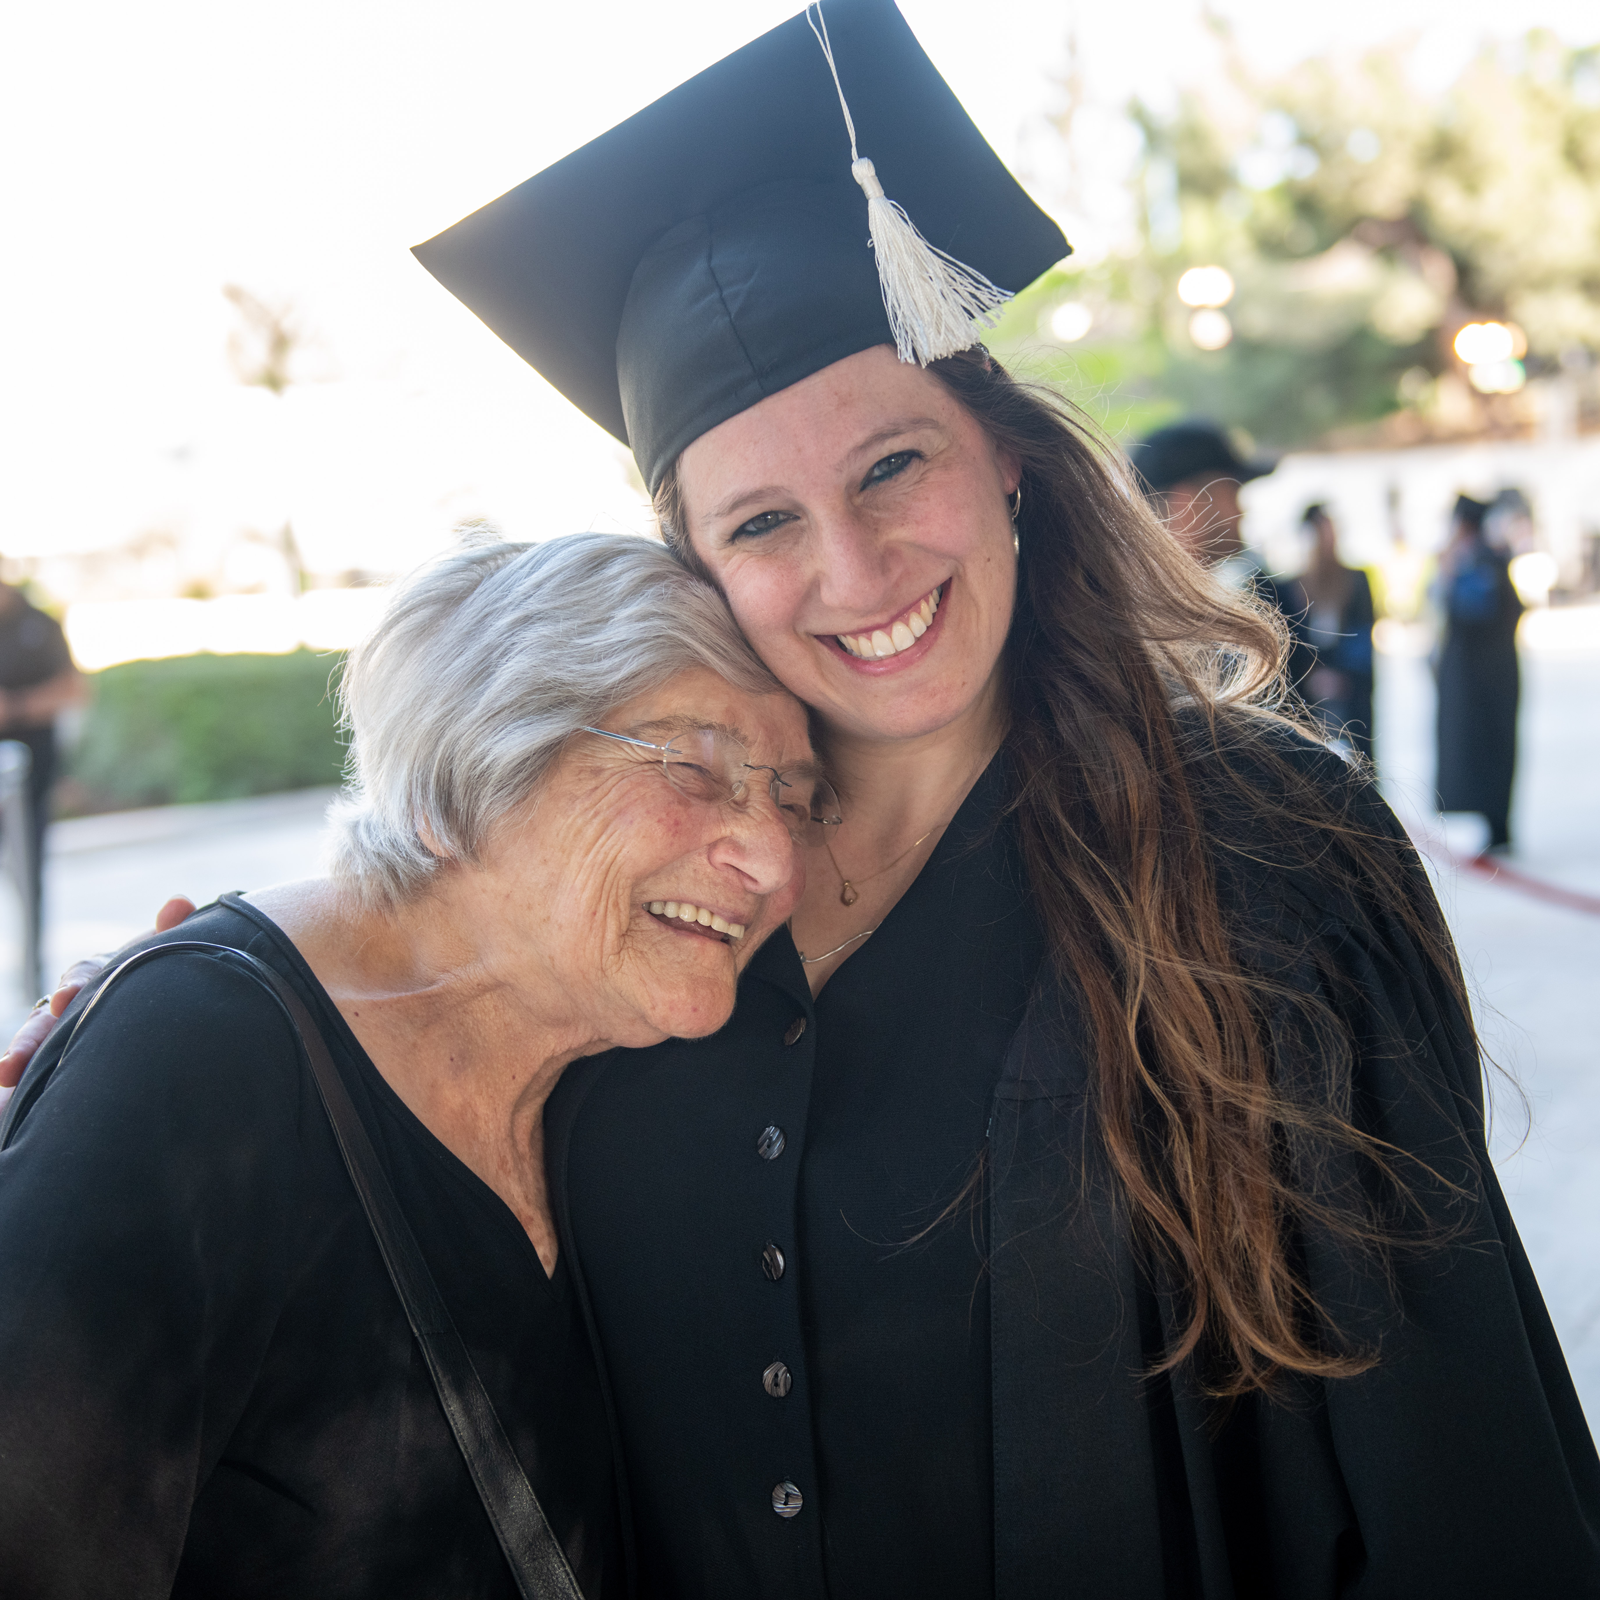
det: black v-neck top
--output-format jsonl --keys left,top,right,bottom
{"left": 800, "top": 761, "right": 1043, "bottom": 1595}
{"left": 554, "top": 756, "right": 1043, "bottom": 1598}
{"left": 0, "top": 900, "right": 624, "bottom": 1599}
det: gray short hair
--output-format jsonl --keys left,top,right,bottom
{"left": 327, "top": 530, "right": 780, "bottom": 908}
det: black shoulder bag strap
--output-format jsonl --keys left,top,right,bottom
{"left": 13, "top": 939, "right": 584, "bottom": 1600}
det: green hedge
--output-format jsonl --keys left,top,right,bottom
{"left": 65, "top": 650, "right": 347, "bottom": 812}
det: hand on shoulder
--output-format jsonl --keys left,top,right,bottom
{"left": 0, "top": 897, "right": 198, "bottom": 1088}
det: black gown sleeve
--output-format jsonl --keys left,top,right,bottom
{"left": 1199, "top": 737, "right": 1600, "bottom": 1596}
{"left": 0, "top": 953, "right": 306, "bottom": 1598}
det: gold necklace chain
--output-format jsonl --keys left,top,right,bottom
{"left": 793, "top": 829, "right": 938, "bottom": 966}
{"left": 795, "top": 746, "right": 999, "bottom": 967}
{"left": 823, "top": 825, "right": 938, "bottom": 907}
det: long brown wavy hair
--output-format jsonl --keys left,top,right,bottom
{"left": 654, "top": 347, "right": 1475, "bottom": 1399}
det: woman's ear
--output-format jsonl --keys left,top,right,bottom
{"left": 415, "top": 819, "right": 455, "bottom": 861}
{"left": 999, "top": 445, "right": 1023, "bottom": 499}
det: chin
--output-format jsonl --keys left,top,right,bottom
{"left": 644, "top": 977, "right": 738, "bottom": 1042}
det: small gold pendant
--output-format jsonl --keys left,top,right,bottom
{"left": 839, "top": 881, "right": 859, "bottom": 906}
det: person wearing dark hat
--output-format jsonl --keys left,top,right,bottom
{"left": 1435, "top": 492, "right": 1523, "bottom": 851}
{"left": 1128, "top": 418, "right": 1316, "bottom": 690}
{"left": 1299, "top": 502, "right": 1377, "bottom": 761}
{"left": 9, "top": 3, "right": 1597, "bottom": 1596}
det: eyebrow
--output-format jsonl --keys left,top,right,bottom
{"left": 703, "top": 415, "right": 945, "bottom": 523}
{"left": 841, "top": 417, "right": 942, "bottom": 468}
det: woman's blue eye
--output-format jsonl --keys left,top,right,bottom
{"left": 862, "top": 450, "right": 919, "bottom": 488}
{"left": 731, "top": 509, "right": 794, "bottom": 541}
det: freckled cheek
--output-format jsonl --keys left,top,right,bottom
{"left": 727, "top": 585, "right": 801, "bottom": 653}
{"left": 607, "top": 794, "right": 712, "bottom": 884}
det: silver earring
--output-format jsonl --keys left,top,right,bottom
{"left": 1009, "top": 486, "right": 1022, "bottom": 556}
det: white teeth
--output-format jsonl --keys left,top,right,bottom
{"left": 648, "top": 900, "right": 745, "bottom": 939}
{"left": 835, "top": 585, "right": 943, "bottom": 660}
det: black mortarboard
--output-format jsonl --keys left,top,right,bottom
{"left": 1453, "top": 494, "right": 1491, "bottom": 529}
{"left": 413, "top": 0, "right": 1067, "bottom": 491}
{"left": 1126, "top": 420, "right": 1276, "bottom": 497}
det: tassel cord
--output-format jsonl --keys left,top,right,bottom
{"left": 805, "top": 2, "right": 1014, "bottom": 365}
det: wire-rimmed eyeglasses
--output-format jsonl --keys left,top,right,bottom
{"left": 578, "top": 725, "right": 842, "bottom": 842}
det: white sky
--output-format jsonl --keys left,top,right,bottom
{"left": 3, "top": 0, "right": 1596, "bottom": 577}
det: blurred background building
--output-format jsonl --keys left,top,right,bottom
{"left": 1, "top": 0, "right": 1596, "bottom": 1421}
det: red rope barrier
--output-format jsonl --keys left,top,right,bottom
{"left": 1456, "top": 852, "right": 1600, "bottom": 918}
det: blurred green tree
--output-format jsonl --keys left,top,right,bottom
{"left": 996, "top": 32, "right": 1600, "bottom": 449}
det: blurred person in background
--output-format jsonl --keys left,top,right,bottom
{"left": 1299, "top": 502, "right": 1377, "bottom": 762}
{"left": 0, "top": 569, "right": 84, "bottom": 943}
{"left": 0, "top": 532, "right": 819, "bottom": 1597}
{"left": 1435, "top": 493, "right": 1524, "bottom": 853}
{"left": 1128, "top": 419, "right": 1315, "bottom": 690}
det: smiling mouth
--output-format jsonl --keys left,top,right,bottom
{"left": 647, "top": 900, "right": 747, "bottom": 942}
{"left": 834, "top": 583, "right": 943, "bottom": 660}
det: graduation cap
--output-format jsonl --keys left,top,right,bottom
{"left": 413, "top": 0, "right": 1067, "bottom": 492}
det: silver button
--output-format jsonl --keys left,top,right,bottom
{"left": 772, "top": 1480, "right": 804, "bottom": 1518}
{"left": 783, "top": 1017, "right": 806, "bottom": 1047}
{"left": 763, "top": 1361, "right": 793, "bottom": 1398}
{"left": 761, "top": 1242, "right": 785, "bottom": 1281}
{"left": 757, "top": 1125, "right": 786, "bottom": 1161}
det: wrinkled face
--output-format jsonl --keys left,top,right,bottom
{"left": 1162, "top": 475, "right": 1243, "bottom": 566}
{"left": 476, "top": 666, "right": 811, "bottom": 1047}
{"left": 676, "top": 345, "right": 1020, "bottom": 746}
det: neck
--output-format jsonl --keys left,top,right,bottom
{"left": 788, "top": 668, "right": 1005, "bottom": 993}
{"left": 251, "top": 878, "right": 608, "bottom": 1272}
{"left": 819, "top": 667, "right": 1005, "bottom": 851}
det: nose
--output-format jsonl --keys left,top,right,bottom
{"left": 708, "top": 790, "right": 800, "bottom": 897}
{"left": 810, "top": 504, "right": 895, "bottom": 616}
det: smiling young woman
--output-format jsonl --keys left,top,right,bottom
{"left": 365, "top": 2, "right": 1600, "bottom": 1593}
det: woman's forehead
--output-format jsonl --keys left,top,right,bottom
{"left": 681, "top": 346, "right": 952, "bottom": 487}
{"left": 616, "top": 676, "right": 812, "bottom": 762}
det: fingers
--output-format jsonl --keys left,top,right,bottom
{"left": 0, "top": 897, "right": 198, "bottom": 1091}
{"left": 0, "top": 1000, "right": 68, "bottom": 1089}
{"left": 154, "top": 896, "right": 198, "bottom": 934}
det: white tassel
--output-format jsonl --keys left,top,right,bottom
{"left": 808, "top": 5, "right": 1012, "bottom": 366}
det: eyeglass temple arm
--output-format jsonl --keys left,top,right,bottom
{"left": 576, "top": 727, "right": 673, "bottom": 754}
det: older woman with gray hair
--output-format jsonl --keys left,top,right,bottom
{"left": 0, "top": 531, "right": 826, "bottom": 1599}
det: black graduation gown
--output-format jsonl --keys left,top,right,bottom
{"left": 1435, "top": 545, "right": 1522, "bottom": 837}
{"left": 546, "top": 733, "right": 1600, "bottom": 1599}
